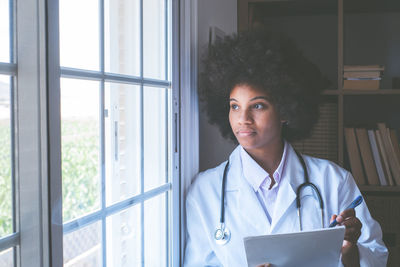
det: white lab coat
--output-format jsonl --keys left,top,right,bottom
{"left": 184, "top": 144, "right": 388, "bottom": 267}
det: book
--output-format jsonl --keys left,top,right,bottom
{"left": 344, "top": 65, "right": 385, "bottom": 72}
{"left": 367, "top": 130, "right": 388, "bottom": 186}
{"left": 377, "top": 123, "right": 400, "bottom": 185}
{"left": 375, "top": 130, "right": 395, "bottom": 186}
{"left": 343, "top": 71, "right": 382, "bottom": 79}
{"left": 344, "top": 128, "right": 366, "bottom": 185}
{"left": 389, "top": 129, "right": 400, "bottom": 173}
{"left": 355, "top": 128, "right": 380, "bottom": 185}
{"left": 343, "top": 80, "right": 379, "bottom": 90}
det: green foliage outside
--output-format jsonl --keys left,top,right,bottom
{"left": 62, "top": 119, "right": 100, "bottom": 222}
{"left": 0, "top": 119, "right": 100, "bottom": 235}
{"left": 0, "top": 121, "right": 12, "bottom": 237}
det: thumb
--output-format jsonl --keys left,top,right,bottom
{"left": 330, "top": 214, "right": 337, "bottom": 224}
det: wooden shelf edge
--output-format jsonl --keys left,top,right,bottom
{"left": 322, "top": 89, "right": 400, "bottom": 95}
{"left": 342, "top": 89, "right": 400, "bottom": 95}
{"left": 358, "top": 185, "right": 400, "bottom": 192}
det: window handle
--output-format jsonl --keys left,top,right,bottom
{"left": 115, "top": 121, "right": 118, "bottom": 161}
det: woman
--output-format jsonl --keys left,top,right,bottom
{"left": 184, "top": 29, "right": 388, "bottom": 266}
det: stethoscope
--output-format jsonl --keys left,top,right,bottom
{"left": 214, "top": 149, "right": 325, "bottom": 245}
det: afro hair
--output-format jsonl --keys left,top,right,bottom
{"left": 198, "top": 28, "right": 330, "bottom": 142}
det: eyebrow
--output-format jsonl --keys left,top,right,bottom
{"left": 229, "top": 96, "right": 270, "bottom": 102}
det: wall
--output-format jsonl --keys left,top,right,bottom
{"left": 197, "top": 0, "right": 238, "bottom": 172}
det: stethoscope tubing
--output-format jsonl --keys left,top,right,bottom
{"left": 215, "top": 148, "right": 325, "bottom": 244}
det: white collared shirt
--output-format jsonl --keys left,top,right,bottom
{"left": 240, "top": 141, "right": 289, "bottom": 224}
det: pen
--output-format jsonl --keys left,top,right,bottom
{"left": 329, "top": 195, "right": 363, "bottom": 227}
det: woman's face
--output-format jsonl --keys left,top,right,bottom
{"left": 229, "top": 84, "right": 283, "bottom": 152}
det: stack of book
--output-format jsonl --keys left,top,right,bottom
{"left": 343, "top": 65, "right": 385, "bottom": 90}
{"left": 344, "top": 123, "right": 400, "bottom": 186}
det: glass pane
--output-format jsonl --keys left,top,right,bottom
{"left": 61, "top": 78, "right": 100, "bottom": 222}
{"left": 0, "top": 75, "right": 12, "bottom": 238}
{"left": 143, "top": 87, "right": 168, "bottom": 191}
{"left": 106, "top": 204, "right": 141, "bottom": 267}
{"left": 105, "top": 83, "right": 141, "bottom": 205}
{"left": 105, "top": 0, "right": 140, "bottom": 77}
{"left": 0, "top": 0, "right": 10, "bottom": 63}
{"left": 144, "top": 193, "right": 166, "bottom": 266}
{"left": 63, "top": 221, "right": 102, "bottom": 266}
{"left": 143, "top": 0, "right": 166, "bottom": 80}
{"left": 60, "top": 0, "right": 99, "bottom": 70}
{"left": 0, "top": 247, "right": 13, "bottom": 267}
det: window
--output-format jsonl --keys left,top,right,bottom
{"left": 0, "top": 0, "right": 186, "bottom": 266}
{"left": 59, "top": 0, "right": 173, "bottom": 266}
{"left": 0, "top": 0, "right": 17, "bottom": 266}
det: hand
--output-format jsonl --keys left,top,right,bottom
{"left": 330, "top": 208, "right": 362, "bottom": 267}
{"left": 256, "top": 264, "right": 271, "bottom": 267}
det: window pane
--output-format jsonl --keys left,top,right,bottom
{"left": 60, "top": 0, "right": 99, "bottom": 70}
{"left": 143, "top": 87, "right": 169, "bottom": 191}
{"left": 0, "top": 0, "right": 10, "bottom": 63}
{"left": 105, "top": 83, "right": 141, "bottom": 205}
{"left": 0, "top": 75, "right": 12, "bottom": 238}
{"left": 0, "top": 247, "right": 13, "bottom": 267}
{"left": 143, "top": 0, "right": 166, "bottom": 80}
{"left": 61, "top": 78, "right": 100, "bottom": 222}
{"left": 144, "top": 193, "right": 166, "bottom": 266}
{"left": 106, "top": 204, "right": 141, "bottom": 267}
{"left": 105, "top": 0, "right": 140, "bottom": 77}
{"left": 63, "top": 221, "right": 102, "bottom": 266}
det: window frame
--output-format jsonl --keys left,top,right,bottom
{"left": 0, "top": 0, "right": 18, "bottom": 259}
{"left": 48, "top": 0, "right": 179, "bottom": 266}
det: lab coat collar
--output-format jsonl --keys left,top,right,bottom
{"left": 240, "top": 141, "right": 288, "bottom": 192}
{"left": 270, "top": 143, "right": 305, "bottom": 232}
{"left": 225, "top": 143, "right": 305, "bottom": 234}
{"left": 226, "top": 146, "right": 271, "bottom": 233}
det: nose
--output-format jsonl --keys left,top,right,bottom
{"left": 238, "top": 109, "right": 252, "bottom": 125}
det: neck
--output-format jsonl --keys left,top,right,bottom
{"left": 245, "top": 139, "right": 285, "bottom": 176}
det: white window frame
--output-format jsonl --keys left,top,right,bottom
{"left": 0, "top": 0, "right": 200, "bottom": 266}
{"left": 178, "top": 0, "right": 199, "bottom": 263}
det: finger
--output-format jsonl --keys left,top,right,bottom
{"left": 337, "top": 208, "right": 355, "bottom": 223}
{"left": 344, "top": 225, "right": 361, "bottom": 241}
{"left": 256, "top": 264, "right": 271, "bottom": 267}
{"left": 330, "top": 214, "right": 337, "bottom": 224}
{"left": 341, "top": 217, "right": 362, "bottom": 230}
{"left": 342, "top": 217, "right": 362, "bottom": 243}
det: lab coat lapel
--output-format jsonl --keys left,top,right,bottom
{"left": 225, "top": 147, "right": 271, "bottom": 235}
{"left": 270, "top": 144, "right": 304, "bottom": 232}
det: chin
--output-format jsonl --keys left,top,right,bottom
{"left": 237, "top": 139, "right": 258, "bottom": 150}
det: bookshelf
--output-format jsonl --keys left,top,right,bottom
{"left": 238, "top": 0, "right": 400, "bottom": 265}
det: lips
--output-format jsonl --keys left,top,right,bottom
{"left": 236, "top": 129, "right": 256, "bottom": 136}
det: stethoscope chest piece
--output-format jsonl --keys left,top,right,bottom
{"left": 214, "top": 223, "right": 231, "bottom": 245}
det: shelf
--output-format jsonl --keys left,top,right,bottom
{"left": 344, "top": 0, "right": 400, "bottom": 14}
{"left": 247, "top": 0, "right": 400, "bottom": 16}
{"left": 359, "top": 186, "right": 400, "bottom": 193}
{"left": 322, "top": 89, "right": 400, "bottom": 95}
{"left": 249, "top": 0, "right": 337, "bottom": 17}
{"left": 342, "top": 89, "right": 400, "bottom": 95}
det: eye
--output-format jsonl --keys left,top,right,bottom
{"left": 253, "top": 103, "right": 264, "bottom": 109}
{"left": 230, "top": 104, "right": 239, "bottom": 110}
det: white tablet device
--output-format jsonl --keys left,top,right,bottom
{"left": 243, "top": 226, "right": 345, "bottom": 267}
